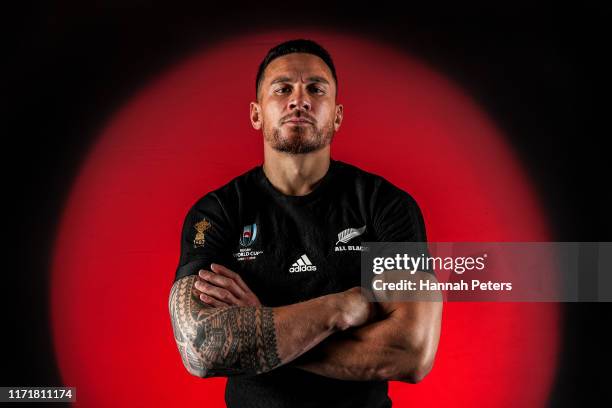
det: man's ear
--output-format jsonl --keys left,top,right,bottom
{"left": 334, "top": 104, "right": 344, "bottom": 131}
{"left": 250, "top": 102, "right": 262, "bottom": 130}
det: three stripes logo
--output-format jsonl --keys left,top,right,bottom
{"left": 289, "top": 254, "right": 317, "bottom": 273}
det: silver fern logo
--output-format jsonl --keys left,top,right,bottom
{"left": 336, "top": 225, "right": 366, "bottom": 245}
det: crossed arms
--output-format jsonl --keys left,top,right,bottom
{"left": 168, "top": 263, "right": 442, "bottom": 383}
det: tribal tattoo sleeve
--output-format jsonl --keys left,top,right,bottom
{"left": 168, "top": 275, "right": 281, "bottom": 377}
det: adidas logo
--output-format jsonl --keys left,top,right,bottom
{"left": 289, "top": 254, "right": 317, "bottom": 273}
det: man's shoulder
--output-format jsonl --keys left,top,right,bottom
{"left": 334, "top": 160, "right": 424, "bottom": 220}
{"left": 191, "top": 165, "right": 260, "bottom": 212}
{"left": 334, "top": 160, "right": 404, "bottom": 196}
{"left": 334, "top": 160, "right": 381, "bottom": 183}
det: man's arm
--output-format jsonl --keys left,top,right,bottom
{"left": 292, "top": 290, "right": 442, "bottom": 383}
{"left": 169, "top": 274, "right": 372, "bottom": 378}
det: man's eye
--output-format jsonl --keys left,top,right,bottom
{"left": 309, "top": 86, "right": 325, "bottom": 94}
{"left": 275, "top": 87, "right": 291, "bottom": 94}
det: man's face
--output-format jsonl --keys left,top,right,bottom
{"left": 250, "top": 53, "right": 343, "bottom": 154}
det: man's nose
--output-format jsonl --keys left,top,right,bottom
{"left": 288, "top": 87, "right": 311, "bottom": 111}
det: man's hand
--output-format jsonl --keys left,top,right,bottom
{"left": 194, "top": 264, "right": 375, "bottom": 329}
{"left": 194, "top": 263, "right": 261, "bottom": 307}
{"left": 335, "top": 287, "right": 377, "bottom": 329}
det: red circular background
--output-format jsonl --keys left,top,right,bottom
{"left": 51, "top": 31, "right": 559, "bottom": 407}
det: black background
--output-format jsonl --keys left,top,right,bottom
{"left": 4, "top": 2, "right": 610, "bottom": 406}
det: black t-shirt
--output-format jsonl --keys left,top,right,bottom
{"left": 174, "top": 159, "right": 428, "bottom": 408}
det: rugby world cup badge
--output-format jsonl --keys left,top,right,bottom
{"left": 234, "top": 223, "right": 264, "bottom": 262}
{"left": 240, "top": 223, "right": 258, "bottom": 247}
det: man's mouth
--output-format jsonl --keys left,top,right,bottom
{"left": 283, "top": 118, "right": 313, "bottom": 124}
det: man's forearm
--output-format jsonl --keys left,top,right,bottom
{"left": 293, "top": 299, "right": 442, "bottom": 383}
{"left": 292, "top": 325, "right": 418, "bottom": 382}
{"left": 169, "top": 275, "right": 368, "bottom": 378}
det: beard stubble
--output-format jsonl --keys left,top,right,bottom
{"left": 265, "top": 119, "right": 335, "bottom": 154}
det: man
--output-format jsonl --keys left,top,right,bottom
{"left": 169, "top": 39, "right": 442, "bottom": 408}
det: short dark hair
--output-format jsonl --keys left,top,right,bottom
{"left": 255, "top": 39, "right": 338, "bottom": 100}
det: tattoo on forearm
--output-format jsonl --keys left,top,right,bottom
{"left": 169, "top": 275, "right": 281, "bottom": 377}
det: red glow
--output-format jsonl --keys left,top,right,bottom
{"left": 51, "top": 31, "right": 558, "bottom": 407}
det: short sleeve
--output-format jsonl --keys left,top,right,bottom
{"left": 174, "top": 194, "right": 234, "bottom": 282}
{"left": 372, "top": 179, "right": 428, "bottom": 242}
{"left": 372, "top": 179, "right": 433, "bottom": 275}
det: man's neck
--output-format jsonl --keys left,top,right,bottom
{"left": 262, "top": 146, "right": 331, "bottom": 196}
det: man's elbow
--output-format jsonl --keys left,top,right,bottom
{"left": 400, "top": 354, "right": 434, "bottom": 384}
{"left": 184, "top": 364, "right": 207, "bottom": 379}
{"left": 175, "top": 340, "right": 219, "bottom": 379}
{"left": 374, "top": 349, "right": 432, "bottom": 383}
{"left": 394, "top": 338, "right": 437, "bottom": 384}
{"left": 182, "top": 355, "right": 223, "bottom": 379}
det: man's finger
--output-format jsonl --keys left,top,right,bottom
{"left": 192, "top": 287, "right": 229, "bottom": 307}
{"left": 201, "top": 293, "right": 230, "bottom": 307}
{"left": 199, "top": 269, "right": 246, "bottom": 298}
{"left": 210, "top": 263, "right": 241, "bottom": 280}
{"left": 195, "top": 277, "right": 243, "bottom": 306}
{"left": 211, "top": 264, "right": 253, "bottom": 294}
